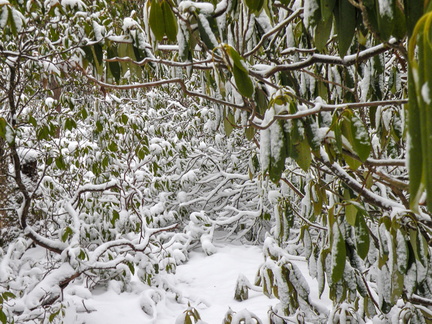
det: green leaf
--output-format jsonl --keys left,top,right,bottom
{"left": 55, "top": 155, "right": 67, "bottom": 170}
{"left": 149, "top": 0, "right": 165, "bottom": 41}
{"left": 64, "top": 118, "right": 77, "bottom": 131}
{"left": 320, "top": 0, "right": 336, "bottom": 22}
{"left": 197, "top": 14, "right": 219, "bottom": 50}
{"left": 76, "top": 249, "right": 85, "bottom": 260}
{"left": 224, "top": 44, "right": 248, "bottom": 73}
{"left": 136, "top": 147, "right": 147, "bottom": 160}
{"left": 185, "top": 315, "right": 193, "bottom": 324}
{"left": 404, "top": 0, "right": 423, "bottom": 36}
{"left": 7, "top": 7, "right": 18, "bottom": 36}
{"left": 408, "top": 13, "right": 432, "bottom": 211}
{"left": 376, "top": 0, "right": 395, "bottom": 40}
{"left": 49, "top": 309, "right": 61, "bottom": 322}
{"left": 293, "top": 139, "right": 312, "bottom": 172}
{"left": 61, "top": 226, "right": 73, "bottom": 242}
{"left": 318, "top": 248, "right": 329, "bottom": 297}
{"left": 339, "top": 110, "right": 367, "bottom": 169}
{"left": 262, "top": 267, "right": 274, "bottom": 298}
{"left": 331, "top": 222, "right": 346, "bottom": 283}
{"left": 234, "top": 275, "right": 249, "bottom": 301}
{"left": 315, "top": 16, "right": 333, "bottom": 51}
{"left": 0, "top": 309, "right": 7, "bottom": 324}
{"left": 343, "top": 153, "right": 362, "bottom": 170}
{"left": 244, "top": 0, "right": 264, "bottom": 13}
{"left": 28, "top": 115, "right": 38, "bottom": 127}
{"left": 81, "top": 45, "right": 95, "bottom": 65}
{"left": 191, "top": 307, "right": 201, "bottom": 320}
{"left": 96, "top": 120, "right": 103, "bottom": 132}
{"left": 108, "top": 142, "right": 118, "bottom": 152}
{"left": 355, "top": 211, "right": 370, "bottom": 259}
{"left": 254, "top": 85, "right": 269, "bottom": 115}
{"left": 224, "top": 111, "right": 235, "bottom": 136}
{"left": 345, "top": 202, "right": 357, "bottom": 227}
{"left": 162, "top": 0, "right": 178, "bottom": 41}
{"left": 350, "top": 115, "right": 371, "bottom": 162}
{"left": 127, "top": 261, "right": 135, "bottom": 275}
{"left": 245, "top": 126, "right": 255, "bottom": 141}
{"left": 107, "top": 46, "right": 121, "bottom": 82}
{"left": 117, "top": 42, "right": 131, "bottom": 73}
{"left": 334, "top": 0, "right": 356, "bottom": 57}
{"left": 92, "top": 44, "right": 104, "bottom": 75}
{"left": 302, "top": 117, "right": 321, "bottom": 154}
{"left": 233, "top": 65, "right": 254, "bottom": 98}
{"left": 93, "top": 43, "right": 103, "bottom": 66}
{"left": 2, "top": 292, "right": 15, "bottom": 300}
{"left": 410, "top": 229, "right": 429, "bottom": 267}
{"left": 393, "top": 5, "right": 406, "bottom": 40}
{"left": 111, "top": 210, "right": 120, "bottom": 226}
{"left": 0, "top": 118, "right": 7, "bottom": 140}
{"left": 332, "top": 114, "right": 343, "bottom": 154}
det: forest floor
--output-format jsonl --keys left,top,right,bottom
{"left": 75, "top": 243, "right": 331, "bottom": 323}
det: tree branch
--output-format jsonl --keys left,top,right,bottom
{"left": 318, "top": 148, "right": 404, "bottom": 211}
{"left": 83, "top": 73, "right": 250, "bottom": 112}
{"left": 255, "top": 40, "right": 397, "bottom": 78}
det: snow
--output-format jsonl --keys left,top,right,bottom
{"left": 74, "top": 243, "right": 331, "bottom": 324}
{"left": 260, "top": 108, "right": 274, "bottom": 172}
{"left": 303, "top": 0, "right": 319, "bottom": 30}
{"left": 92, "top": 21, "right": 105, "bottom": 41}
{"left": 17, "top": 147, "right": 38, "bottom": 162}
{"left": 123, "top": 17, "right": 138, "bottom": 32}
{"left": 198, "top": 13, "right": 218, "bottom": 49}
{"left": 11, "top": 6, "right": 26, "bottom": 31}
{"left": 61, "top": 0, "right": 86, "bottom": 10}
{"left": 422, "top": 82, "right": 431, "bottom": 104}
{"left": 179, "top": 1, "right": 214, "bottom": 15}
{"left": 378, "top": 0, "right": 393, "bottom": 18}
{"left": 0, "top": 6, "right": 8, "bottom": 28}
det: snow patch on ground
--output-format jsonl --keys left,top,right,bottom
{"left": 76, "top": 244, "right": 331, "bottom": 323}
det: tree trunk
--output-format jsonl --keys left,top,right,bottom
{"left": 0, "top": 138, "right": 13, "bottom": 245}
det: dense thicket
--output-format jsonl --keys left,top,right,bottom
{"left": 1, "top": 0, "right": 432, "bottom": 323}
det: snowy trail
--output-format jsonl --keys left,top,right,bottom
{"left": 76, "top": 244, "right": 330, "bottom": 323}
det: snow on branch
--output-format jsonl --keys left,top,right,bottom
{"left": 255, "top": 39, "right": 400, "bottom": 78}
{"left": 70, "top": 179, "right": 119, "bottom": 207}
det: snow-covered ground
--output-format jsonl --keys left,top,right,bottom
{"left": 75, "top": 244, "right": 331, "bottom": 323}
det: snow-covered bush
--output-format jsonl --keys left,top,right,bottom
{"left": 2, "top": 0, "right": 432, "bottom": 322}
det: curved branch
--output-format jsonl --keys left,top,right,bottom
{"left": 71, "top": 179, "right": 119, "bottom": 207}
{"left": 25, "top": 226, "right": 68, "bottom": 254}
{"left": 252, "top": 99, "right": 408, "bottom": 129}
{"left": 84, "top": 74, "right": 250, "bottom": 112}
{"left": 106, "top": 56, "right": 215, "bottom": 70}
{"left": 318, "top": 148, "right": 404, "bottom": 211}
{"left": 254, "top": 40, "right": 397, "bottom": 78}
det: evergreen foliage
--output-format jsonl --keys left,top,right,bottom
{"left": 0, "top": 0, "right": 431, "bottom": 322}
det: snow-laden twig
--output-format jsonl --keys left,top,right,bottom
{"left": 255, "top": 39, "right": 399, "bottom": 78}
{"left": 70, "top": 179, "right": 118, "bottom": 207}
{"left": 24, "top": 226, "right": 68, "bottom": 254}
{"left": 319, "top": 148, "right": 404, "bottom": 211}
{"left": 83, "top": 73, "right": 248, "bottom": 111}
